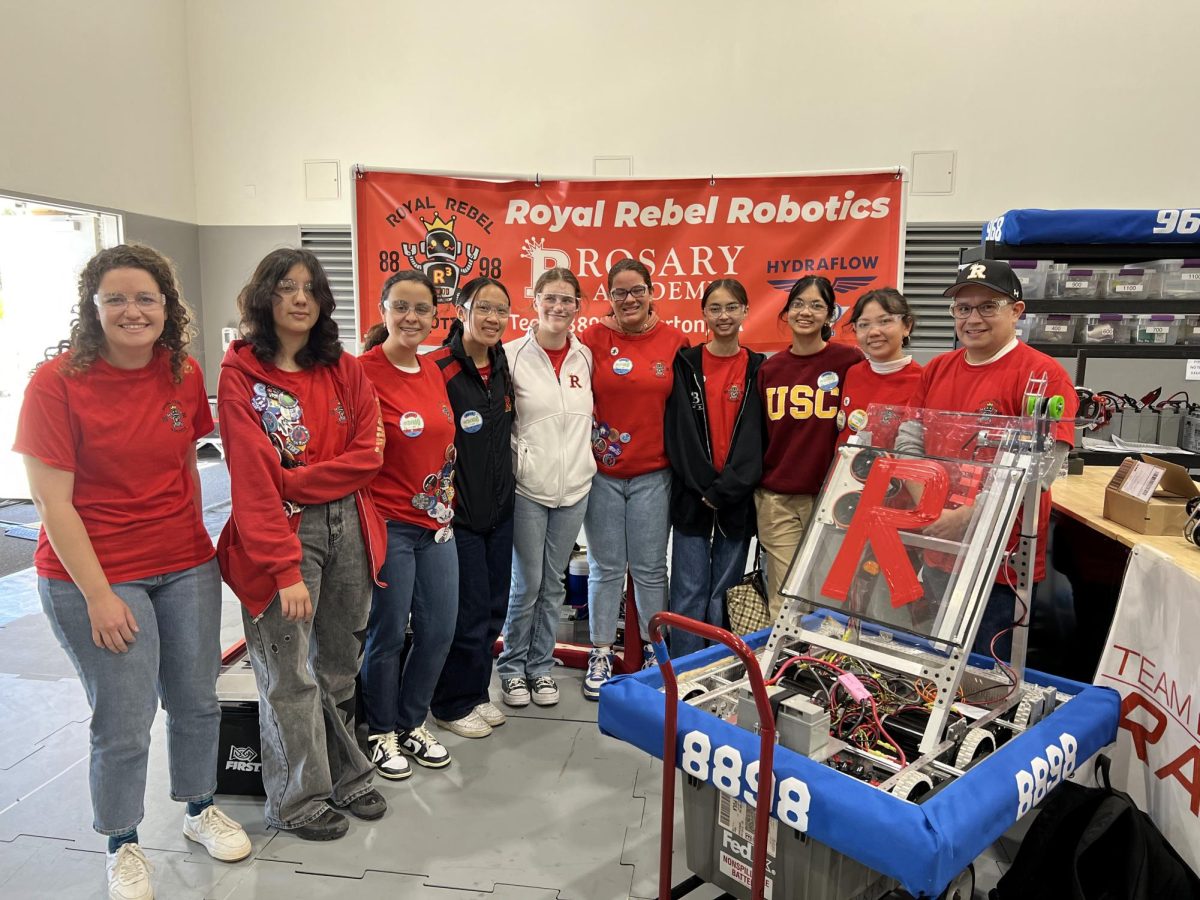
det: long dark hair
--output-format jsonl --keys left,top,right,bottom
{"left": 443, "top": 276, "right": 511, "bottom": 346}
{"left": 237, "top": 248, "right": 341, "bottom": 368}
{"left": 700, "top": 278, "right": 748, "bottom": 311}
{"left": 779, "top": 275, "right": 837, "bottom": 341}
{"left": 364, "top": 269, "right": 438, "bottom": 351}
{"left": 850, "top": 287, "right": 916, "bottom": 347}
{"left": 57, "top": 243, "right": 195, "bottom": 383}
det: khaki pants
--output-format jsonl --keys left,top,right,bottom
{"left": 754, "top": 488, "right": 814, "bottom": 618}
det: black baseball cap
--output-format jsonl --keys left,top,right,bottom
{"left": 944, "top": 259, "right": 1023, "bottom": 301}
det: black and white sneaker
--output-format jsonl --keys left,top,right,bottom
{"left": 397, "top": 724, "right": 452, "bottom": 768}
{"left": 583, "top": 647, "right": 614, "bottom": 701}
{"left": 530, "top": 675, "right": 560, "bottom": 707}
{"left": 368, "top": 731, "right": 412, "bottom": 780}
{"left": 501, "top": 676, "right": 531, "bottom": 707}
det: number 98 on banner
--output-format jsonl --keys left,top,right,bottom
{"left": 681, "top": 730, "right": 811, "bottom": 831}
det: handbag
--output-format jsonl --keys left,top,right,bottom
{"left": 725, "top": 548, "right": 774, "bottom": 635}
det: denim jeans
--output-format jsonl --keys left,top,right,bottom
{"left": 39, "top": 558, "right": 222, "bottom": 835}
{"left": 583, "top": 468, "right": 671, "bottom": 646}
{"left": 498, "top": 494, "right": 588, "bottom": 680}
{"left": 431, "top": 511, "right": 515, "bottom": 721}
{"left": 921, "top": 566, "right": 1026, "bottom": 661}
{"left": 360, "top": 520, "right": 458, "bottom": 734}
{"left": 668, "top": 529, "right": 751, "bottom": 657}
{"left": 242, "top": 496, "right": 375, "bottom": 830}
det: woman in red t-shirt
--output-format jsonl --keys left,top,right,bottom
{"left": 358, "top": 271, "right": 459, "bottom": 778}
{"left": 218, "top": 249, "right": 387, "bottom": 841}
{"left": 837, "top": 288, "right": 922, "bottom": 448}
{"left": 14, "top": 243, "right": 250, "bottom": 900}
{"left": 756, "top": 275, "right": 860, "bottom": 616}
{"left": 579, "top": 258, "right": 688, "bottom": 699}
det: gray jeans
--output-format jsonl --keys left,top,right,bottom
{"left": 243, "top": 496, "right": 375, "bottom": 829}
{"left": 39, "top": 558, "right": 222, "bottom": 835}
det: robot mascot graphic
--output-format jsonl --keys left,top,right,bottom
{"left": 403, "top": 214, "right": 481, "bottom": 303}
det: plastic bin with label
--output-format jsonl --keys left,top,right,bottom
{"left": 1160, "top": 259, "right": 1200, "bottom": 298}
{"left": 1134, "top": 314, "right": 1183, "bottom": 344}
{"left": 1084, "top": 313, "right": 1134, "bottom": 344}
{"left": 1031, "top": 313, "right": 1080, "bottom": 343}
{"left": 1010, "top": 260, "right": 1050, "bottom": 299}
{"left": 1014, "top": 313, "right": 1034, "bottom": 343}
{"left": 1058, "top": 268, "right": 1100, "bottom": 298}
{"left": 1102, "top": 267, "right": 1156, "bottom": 299}
{"left": 1182, "top": 314, "right": 1200, "bottom": 345}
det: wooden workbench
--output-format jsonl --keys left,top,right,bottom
{"left": 1051, "top": 467, "right": 1200, "bottom": 580}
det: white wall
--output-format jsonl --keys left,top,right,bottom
{"left": 185, "top": 0, "right": 1200, "bottom": 227}
{"left": 0, "top": 0, "right": 196, "bottom": 223}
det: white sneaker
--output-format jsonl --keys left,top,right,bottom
{"left": 642, "top": 643, "right": 658, "bottom": 670}
{"left": 500, "top": 676, "right": 531, "bottom": 707}
{"left": 474, "top": 701, "right": 507, "bottom": 727}
{"left": 368, "top": 731, "right": 412, "bottom": 780}
{"left": 434, "top": 709, "right": 493, "bottom": 738}
{"left": 583, "top": 647, "right": 614, "bottom": 701}
{"left": 182, "top": 805, "right": 251, "bottom": 862}
{"left": 530, "top": 674, "right": 560, "bottom": 707}
{"left": 106, "top": 843, "right": 153, "bottom": 900}
{"left": 398, "top": 723, "right": 453, "bottom": 767}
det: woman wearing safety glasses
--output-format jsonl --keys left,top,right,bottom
{"left": 358, "top": 271, "right": 459, "bottom": 781}
{"left": 835, "top": 288, "right": 922, "bottom": 448}
{"left": 218, "top": 248, "right": 388, "bottom": 842}
{"left": 578, "top": 258, "right": 688, "bottom": 699}
{"left": 16, "top": 243, "right": 251, "bottom": 900}
{"left": 756, "top": 275, "right": 859, "bottom": 617}
{"left": 427, "top": 277, "right": 516, "bottom": 741}
{"left": 497, "top": 267, "right": 594, "bottom": 708}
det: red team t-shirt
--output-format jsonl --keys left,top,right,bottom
{"left": 258, "top": 363, "right": 345, "bottom": 466}
{"left": 702, "top": 346, "right": 750, "bottom": 472}
{"left": 359, "top": 346, "right": 458, "bottom": 535}
{"left": 543, "top": 342, "right": 569, "bottom": 379}
{"left": 912, "top": 341, "right": 1077, "bottom": 582}
{"left": 835, "top": 359, "right": 923, "bottom": 447}
{"left": 14, "top": 349, "right": 215, "bottom": 583}
{"left": 581, "top": 320, "right": 689, "bottom": 478}
{"left": 758, "top": 342, "right": 861, "bottom": 495}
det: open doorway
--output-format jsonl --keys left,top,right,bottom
{"left": 0, "top": 195, "right": 122, "bottom": 501}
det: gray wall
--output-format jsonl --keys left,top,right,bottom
{"left": 197, "top": 225, "right": 299, "bottom": 393}
{"left": 122, "top": 211, "right": 203, "bottom": 370}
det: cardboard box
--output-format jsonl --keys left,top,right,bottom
{"left": 1103, "top": 455, "right": 1200, "bottom": 535}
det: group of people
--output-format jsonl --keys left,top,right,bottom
{"left": 14, "top": 239, "right": 1074, "bottom": 900}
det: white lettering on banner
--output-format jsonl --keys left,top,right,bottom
{"left": 1095, "top": 548, "right": 1200, "bottom": 873}
{"left": 727, "top": 192, "right": 890, "bottom": 224}
{"left": 1014, "top": 732, "right": 1078, "bottom": 818}
{"left": 1153, "top": 209, "right": 1200, "bottom": 236}
{"left": 681, "top": 730, "right": 811, "bottom": 831}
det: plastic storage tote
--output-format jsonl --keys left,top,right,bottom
{"left": 1134, "top": 314, "right": 1183, "bottom": 344}
{"left": 1084, "top": 313, "right": 1134, "bottom": 344}
{"left": 1031, "top": 313, "right": 1080, "bottom": 343}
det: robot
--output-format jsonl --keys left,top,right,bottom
{"left": 402, "top": 214, "right": 480, "bottom": 303}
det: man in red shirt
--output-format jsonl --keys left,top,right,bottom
{"left": 900, "top": 259, "right": 1076, "bottom": 661}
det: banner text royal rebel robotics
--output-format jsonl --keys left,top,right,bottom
{"left": 354, "top": 170, "right": 906, "bottom": 351}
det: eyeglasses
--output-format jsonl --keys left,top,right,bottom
{"left": 948, "top": 299, "right": 1010, "bottom": 319}
{"left": 787, "top": 299, "right": 828, "bottom": 314}
{"left": 852, "top": 314, "right": 904, "bottom": 333}
{"left": 470, "top": 301, "right": 510, "bottom": 320}
{"left": 610, "top": 285, "right": 649, "bottom": 302}
{"left": 93, "top": 292, "right": 165, "bottom": 311}
{"left": 275, "top": 279, "right": 315, "bottom": 298}
{"left": 537, "top": 292, "right": 579, "bottom": 309}
{"left": 385, "top": 300, "right": 435, "bottom": 317}
{"left": 703, "top": 302, "right": 746, "bottom": 317}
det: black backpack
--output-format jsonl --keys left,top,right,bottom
{"left": 992, "top": 755, "right": 1200, "bottom": 900}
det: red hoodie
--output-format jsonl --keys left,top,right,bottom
{"left": 216, "top": 341, "right": 386, "bottom": 618}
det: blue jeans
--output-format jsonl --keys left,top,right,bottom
{"left": 498, "top": 494, "right": 588, "bottom": 679}
{"left": 668, "top": 530, "right": 751, "bottom": 657}
{"left": 584, "top": 468, "right": 671, "bottom": 646}
{"left": 39, "top": 559, "right": 222, "bottom": 835}
{"left": 431, "top": 512, "right": 515, "bottom": 721}
{"left": 360, "top": 520, "right": 458, "bottom": 734}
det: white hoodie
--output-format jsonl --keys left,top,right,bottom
{"left": 504, "top": 329, "right": 597, "bottom": 508}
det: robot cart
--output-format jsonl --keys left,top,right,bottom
{"left": 600, "top": 403, "right": 1120, "bottom": 899}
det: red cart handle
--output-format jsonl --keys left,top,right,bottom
{"left": 648, "top": 612, "right": 776, "bottom": 900}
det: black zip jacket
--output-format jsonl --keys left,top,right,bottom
{"left": 663, "top": 345, "right": 766, "bottom": 538}
{"left": 428, "top": 325, "right": 515, "bottom": 533}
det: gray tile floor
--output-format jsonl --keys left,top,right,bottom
{"left": 0, "top": 464, "right": 1014, "bottom": 898}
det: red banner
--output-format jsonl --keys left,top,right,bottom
{"left": 353, "top": 169, "right": 905, "bottom": 352}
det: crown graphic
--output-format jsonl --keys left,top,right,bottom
{"left": 421, "top": 214, "right": 457, "bottom": 232}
